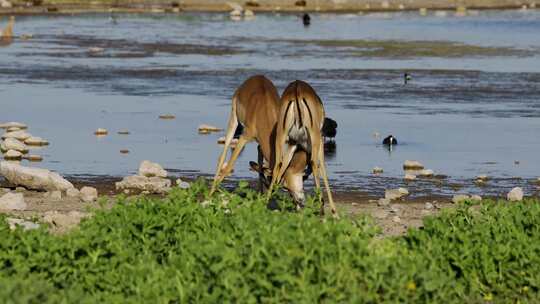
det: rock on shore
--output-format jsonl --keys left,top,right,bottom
{"left": 0, "top": 161, "right": 74, "bottom": 191}
{"left": 0, "top": 192, "right": 27, "bottom": 211}
{"left": 116, "top": 161, "right": 171, "bottom": 194}
{"left": 507, "top": 187, "right": 523, "bottom": 202}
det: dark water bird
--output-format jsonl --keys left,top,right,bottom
{"left": 404, "top": 72, "right": 411, "bottom": 85}
{"left": 382, "top": 135, "right": 398, "bottom": 146}
{"left": 321, "top": 117, "right": 337, "bottom": 140}
{"left": 302, "top": 13, "right": 311, "bottom": 26}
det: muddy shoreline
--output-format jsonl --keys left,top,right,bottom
{"left": 0, "top": 0, "right": 538, "bottom": 15}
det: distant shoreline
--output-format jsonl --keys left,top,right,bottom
{"left": 0, "top": 0, "right": 537, "bottom": 15}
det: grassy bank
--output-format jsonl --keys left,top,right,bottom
{"left": 1, "top": 179, "right": 539, "bottom": 303}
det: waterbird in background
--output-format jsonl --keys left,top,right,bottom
{"left": 302, "top": 13, "right": 311, "bottom": 26}
{"left": 404, "top": 72, "right": 411, "bottom": 85}
{"left": 322, "top": 117, "right": 337, "bottom": 141}
{"left": 382, "top": 135, "right": 398, "bottom": 146}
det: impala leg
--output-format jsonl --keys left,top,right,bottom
{"left": 318, "top": 141, "right": 338, "bottom": 217}
{"left": 257, "top": 145, "right": 265, "bottom": 193}
{"left": 216, "top": 135, "right": 250, "bottom": 184}
{"left": 210, "top": 111, "right": 238, "bottom": 195}
{"left": 266, "top": 134, "right": 285, "bottom": 201}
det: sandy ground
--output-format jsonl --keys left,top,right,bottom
{"left": 0, "top": 176, "right": 455, "bottom": 236}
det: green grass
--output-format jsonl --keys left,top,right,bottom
{"left": 1, "top": 179, "right": 539, "bottom": 303}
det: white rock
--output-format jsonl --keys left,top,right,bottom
{"left": 0, "top": 0, "right": 12, "bottom": 8}
{"left": 476, "top": 174, "right": 489, "bottom": 181}
{"left": 4, "top": 150, "right": 22, "bottom": 160}
{"left": 403, "top": 160, "right": 424, "bottom": 170}
{"left": 404, "top": 174, "right": 416, "bottom": 181}
{"left": 0, "top": 122, "right": 27, "bottom": 130}
{"left": 178, "top": 181, "right": 190, "bottom": 189}
{"left": 419, "top": 169, "right": 434, "bottom": 177}
{"left": 230, "top": 9, "right": 242, "bottom": 17}
{"left": 115, "top": 175, "right": 171, "bottom": 194}
{"left": 24, "top": 136, "right": 49, "bottom": 146}
{"left": 6, "top": 218, "right": 39, "bottom": 230}
{"left": 2, "top": 130, "right": 32, "bottom": 141}
{"left": 43, "top": 211, "right": 88, "bottom": 230}
{"left": 452, "top": 194, "right": 470, "bottom": 204}
{"left": 80, "top": 186, "right": 98, "bottom": 202}
{"left": 507, "top": 187, "right": 523, "bottom": 202}
{"left": 66, "top": 188, "right": 80, "bottom": 198}
{"left": 372, "top": 209, "right": 388, "bottom": 219}
{"left": 0, "top": 192, "right": 27, "bottom": 210}
{"left": 138, "top": 160, "right": 167, "bottom": 178}
{"left": 198, "top": 124, "right": 222, "bottom": 132}
{"left": 0, "top": 161, "right": 74, "bottom": 191}
{"left": 372, "top": 167, "right": 383, "bottom": 174}
{"left": 424, "top": 202, "right": 434, "bottom": 210}
{"left": 377, "top": 198, "right": 391, "bottom": 206}
{"left": 385, "top": 188, "right": 408, "bottom": 200}
{"left": 392, "top": 216, "right": 401, "bottom": 223}
{"left": 244, "top": 9, "right": 255, "bottom": 16}
{"left": 398, "top": 188, "right": 409, "bottom": 195}
{"left": 1, "top": 138, "right": 28, "bottom": 153}
{"left": 88, "top": 47, "right": 105, "bottom": 53}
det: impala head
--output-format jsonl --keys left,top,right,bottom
{"left": 281, "top": 150, "right": 309, "bottom": 207}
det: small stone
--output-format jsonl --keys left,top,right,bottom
{"left": 390, "top": 205, "right": 400, "bottom": 214}
{"left": 1, "top": 138, "right": 28, "bottom": 153}
{"left": 507, "top": 187, "right": 523, "bottom": 202}
{"left": 385, "top": 188, "right": 408, "bottom": 200}
{"left": 23, "top": 154, "right": 43, "bottom": 162}
{"left": 419, "top": 169, "right": 434, "bottom": 177}
{"left": 66, "top": 188, "right": 80, "bottom": 198}
{"left": 80, "top": 186, "right": 98, "bottom": 202}
{"left": 2, "top": 130, "right": 32, "bottom": 141}
{"left": 398, "top": 188, "right": 409, "bottom": 195}
{"left": 4, "top": 150, "right": 22, "bottom": 160}
{"left": 142, "top": 191, "right": 150, "bottom": 195}
{"left": 24, "top": 136, "right": 49, "bottom": 146}
{"left": 43, "top": 211, "right": 88, "bottom": 231}
{"left": 94, "top": 128, "right": 108, "bottom": 135}
{"left": 476, "top": 174, "right": 489, "bottom": 181}
{"left": 15, "top": 187, "right": 26, "bottom": 192}
{"left": 392, "top": 216, "right": 401, "bottom": 223}
{"left": 372, "top": 167, "right": 383, "bottom": 174}
{"left": 88, "top": 47, "right": 104, "bottom": 53}
{"left": 123, "top": 189, "right": 130, "bottom": 194}
{"left": 159, "top": 114, "right": 176, "bottom": 120}
{"left": 199, "top": 124, "right": 222, "bottom": 133}
{"left": 471, "top": 195, "right": 482, "bottom": 201}
{"left": 377, "top": 198, "right": 391, "bottom": 206}
{"left": 117, "top": 129, "right": 130, "bottom": 135}
{"left": 419, "top": 7, "right": 428, "bottom": 15}
{"left": 6, "top": 218, "right": 39, "bottom": 231}
{"left": 514, "top": 160, "right": 520, "bottom": 165}
{"left": 424, "top": 202, "right": 434, "bottom": 210}
{"left": 351, "top": 202, "right": 358, "bottom": 206}
{"left": 0, "top": 122, "right": 27, "bottom": 130}
{"left": 403, "top": 160, "right": 424, "bottom": 170}
{"left": 120, "top": 149, "right": 129, "bottom": 154}
{"left": 452, "top": 194, "right": 470, "bottom": 204}
{"left": 178, "top": 181, "right": 190, "bottom": 189}
{"left": 404, "top": 174, "right": 416, "bottom": 181}
{"left": 139, "top": 160, "right": 167, "bottom": 178}
{"left": 244, "top": 9, "right": 255, "bottom": 16}
{"left": 0, "top": 192, "right": 26, "bottom": 210}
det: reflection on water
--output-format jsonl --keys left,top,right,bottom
{"left": 1, "top": 11, "right": 540, "bottom": 196}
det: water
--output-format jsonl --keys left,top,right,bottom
{"left": 1, "top": 11, "right": 540, "bottom": 196}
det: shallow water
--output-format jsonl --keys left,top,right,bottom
{"left": 1, "top": 11, "right": 540, "bottom": 196}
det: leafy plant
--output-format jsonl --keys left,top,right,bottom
{"left": 0, "top": 180, "right": 539, "bottom": 303}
